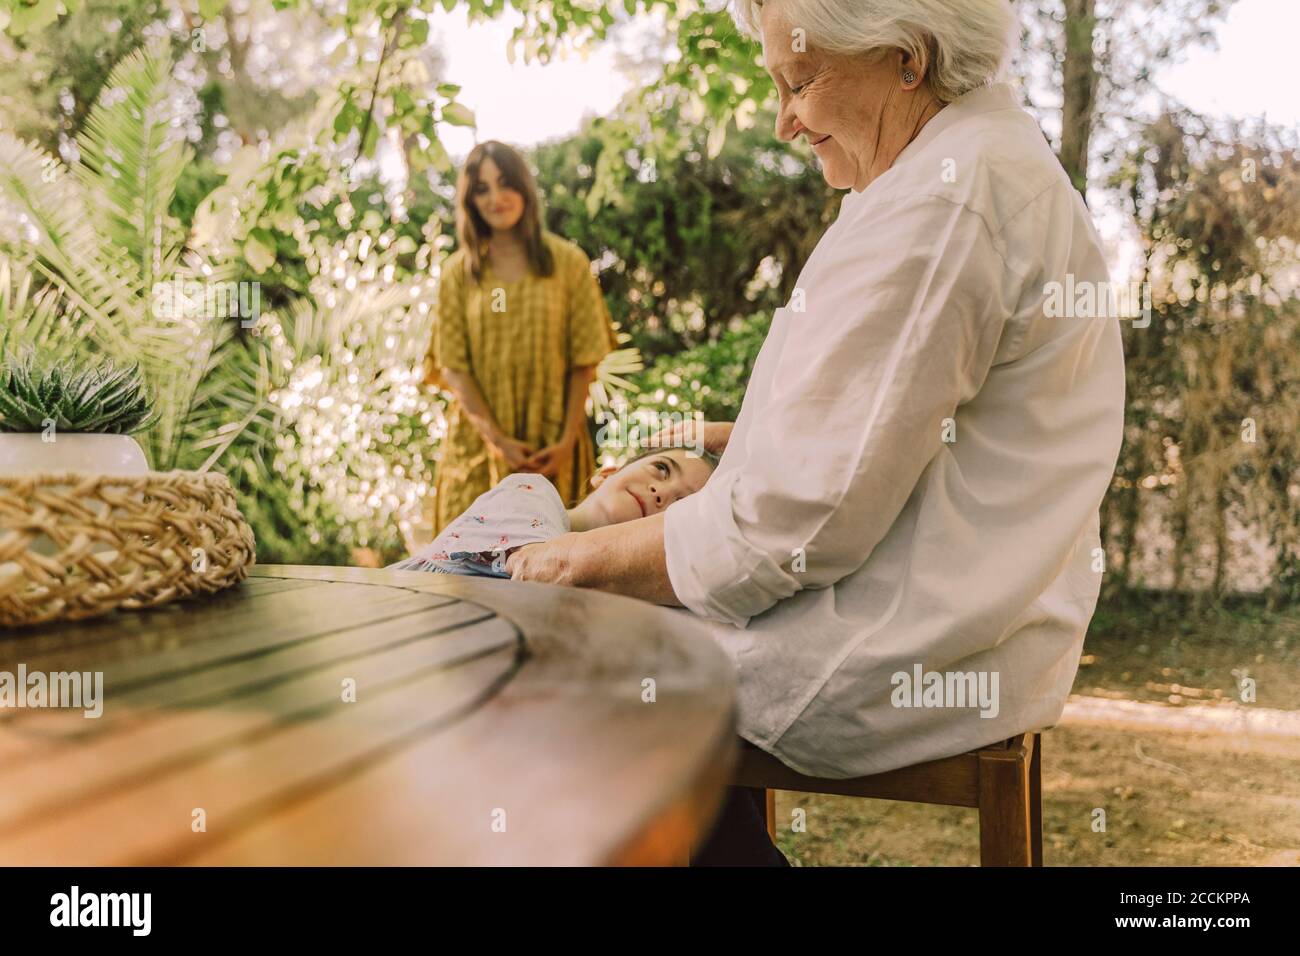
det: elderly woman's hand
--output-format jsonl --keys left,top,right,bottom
{"left": 648, "top": 420, "right": 734, "bottom": 457}
{"left": 504, "top": 515, "right": 682, "bottom": 607}
{"left": 506, "top": 533, "right": 586, "bottom": 586}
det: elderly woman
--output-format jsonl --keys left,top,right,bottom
{"left": 509, "top": 0, "right": 1125, "bottom": 864}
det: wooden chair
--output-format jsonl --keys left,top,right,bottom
{"left": 732, "top": 732, "right": 1043, "bottom": 866}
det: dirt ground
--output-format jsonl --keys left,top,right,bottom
{"left": 772, "top": 596, "right": 1300, "bottom": 867}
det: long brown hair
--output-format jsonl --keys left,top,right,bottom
{"left": 455, "top": 140, "right": 554, "bottom": 282}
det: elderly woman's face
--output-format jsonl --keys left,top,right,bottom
{"left": 760, "top": 8, "right": 914, "bottom": 191}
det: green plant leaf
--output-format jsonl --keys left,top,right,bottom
{"left": 0, "top": 351, "right": 155, "bottom": 434}
{"left": 440, "top": 102, "right": 476, "bottom": 128}
{"left": 8, "top": 0, "right": 62, "bottom": 36}
{"left": 75, "top": 43, "right": 190, "bottom": 295}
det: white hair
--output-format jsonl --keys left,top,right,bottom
{"left": 733, "top": 0, "right": 1014, "bottom": 104}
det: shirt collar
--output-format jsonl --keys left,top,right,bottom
{"left": 842, "top": 81, "right": 1023, "bottom": 202}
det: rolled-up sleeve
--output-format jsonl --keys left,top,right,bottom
{"left": 664, "top": 196, "right": 1017, "bottom": 628}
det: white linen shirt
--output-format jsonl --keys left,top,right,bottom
{"left": 663, "top": 81, "right": 1126, "bottom": 778}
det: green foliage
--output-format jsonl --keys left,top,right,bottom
{"left": 242, "top": 228, "right": 442, "bottom": 558}
{"left": 225, "top": 456, "right": 354, "bottom": 566}
{"left": 643, "top": 6, "right": 772, "bottom": 159}
{"left": 2, "top": 0, "right": 471, "bottom": 172}
{"left": 1013, "top": 0, "right": 1241, "bottom": 192}
{"left": 0, "top": 256, "right": 72, "bottom": 358}
{"left": 0, "top": 42, "right": 240, "bottom": 472}
{"left": 75, "top": 44, "right": 189, "bottom": 292}
{"left": 0, "top": 0, "right": 72, "bottom": 36}
{"left": 534, "top": 108, "right": 832, "bottom": 362}
{"left": 169, "top": 156, "right": 227, "bottom": 236}
{"left": 1105, "top": 109, "right": 1300, "bottom": 603}
{"left": 0, "top": 38, "right": 445, "bottom": 564}
{"left": 0, "top": 349, "right": 155, "bottom": 434}
{"left": 180, "top": 148, "right": 449, "bottom": 562}
{"left": 0, "top": 1, "right": 164, "bottom": 154}
{"left": 189, "top": 141, "right": 446, "bottom": 306}
{"left": 632, "top": 312, "right": 770, "bottom": 424}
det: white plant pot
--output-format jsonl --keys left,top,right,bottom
{"left": 0, "top": 432, "right": 150, "bottom": 477}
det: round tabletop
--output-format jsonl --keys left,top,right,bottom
{"left": 0, "top": 565, "right": 737, "bottom": 865}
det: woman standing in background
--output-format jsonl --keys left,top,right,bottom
{"left": 426, "top": 140, "right": 616, "bottom": 534}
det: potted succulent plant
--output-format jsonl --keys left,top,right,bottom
{"left": 0, "top": 350, "right": 154, "bottom": 476}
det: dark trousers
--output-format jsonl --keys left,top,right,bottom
{"left": 690, "top": 786, "right": 790, "bottom": 867}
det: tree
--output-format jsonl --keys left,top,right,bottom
{"left": 0, "top": 0, "right": 165, "bottom": 155}
{"left": 1012, "top": 0, "right": 1239, "bottom": 197}
{"left": 1109, "top": 109, "right": 1300, "bottom": 602}
{"left": 533, "top": 104, "right": 832, "bottom": 360}
{"left": 1057, "top": 0, "right": 1098, "bottom": 194}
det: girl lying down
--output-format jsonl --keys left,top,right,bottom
{"left": 390, "top": 447, "right": 719, "bottom": 577}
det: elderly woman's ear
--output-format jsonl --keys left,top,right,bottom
{"left": 897, "top": 47, "right": 929, "bottom": 90}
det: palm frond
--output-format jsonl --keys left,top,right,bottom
{"left": 591, "top": 345, "right": 644, "bottom": 416}
{"left": 75, "top": 43, "right": 190, "bottom": 295}
{"left": 183, "top": 319, "right": 277, "bottom": 474}
{"left": 0, "top": 133, "right": 140, "bottom": 352}
{"left": 140, "top": 255, "right": 245, "bottom": 471}
{"left": 0, "top": 256, "right": 83, "bottom": 363}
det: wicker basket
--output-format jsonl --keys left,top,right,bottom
{"left": 0, "top": 471, "right": 256, "bottom": 628}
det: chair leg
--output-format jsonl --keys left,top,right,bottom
{"left": 978, "top": 746, "right": 1033, "bottom": 866}
{"left": 1029, "top": 733, "right": 1043, "bottom": 866}
{"left": 764, "top": 788, "right": 776, "bottom": 842}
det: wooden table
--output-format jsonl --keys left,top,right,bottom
{"left": 0, "top": 565, "right": 737, "bottom": 865}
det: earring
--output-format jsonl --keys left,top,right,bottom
{"left": 902, "top": 69, "right": 917, "bottom": 85}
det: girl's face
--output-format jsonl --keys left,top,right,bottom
{"left": 471, "top": 156, "right": 526, "bottom": 234}
{"left": 585, "top": 450, "right": 715, "bottom": 527}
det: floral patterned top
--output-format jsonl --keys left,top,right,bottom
{"left": 390, "top": 474, "right": 570, "bottom": 577}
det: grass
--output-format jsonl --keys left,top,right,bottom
{"left": 1078, "top": 590, "right": 1300, "bottom": 710}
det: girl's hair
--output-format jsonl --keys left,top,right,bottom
{"left": 628, "top": 445, "right": 723, "bottom": 472}
{"left": 455, "top": 140, "right": 555, "bottom": 282}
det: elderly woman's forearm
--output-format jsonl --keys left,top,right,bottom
{"left": 577, "top": 513, "right": 681, "bottom": 606}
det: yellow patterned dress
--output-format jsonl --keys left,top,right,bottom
{"left": 425, "top": 232, "right": 616, "bottom": 535}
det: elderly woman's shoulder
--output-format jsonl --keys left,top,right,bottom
{"left": 865, "top": 106, "right": 1070, "bottom": 221}
{"left": 959, "top": 113, "right": 1073, "bottom": 206}
{"left": 964, "top": 112, "right": 1064, "bottom": 172}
